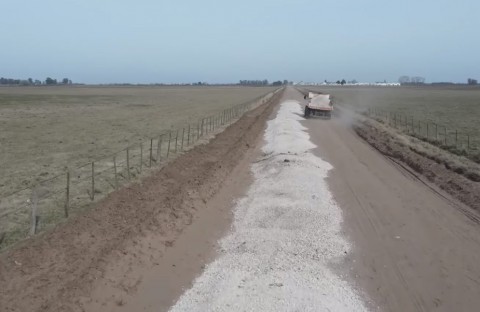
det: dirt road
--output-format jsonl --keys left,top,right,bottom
{"left": 294, "top": 87, "right": 480, "bottom": 311}
{"left": 166, "top": 87, "right": 480, "bottom": 311}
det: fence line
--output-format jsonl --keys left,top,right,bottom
{"left": 0, "top": 88, "right": 282, "bottom": 250}
{"left": 366, "top": 107, "right": 479, "bottom": 156}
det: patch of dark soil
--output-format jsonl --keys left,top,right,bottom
{"left": 354, "top": 123, "right": 480, "bottom": 212}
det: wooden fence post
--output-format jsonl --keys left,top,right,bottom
{"left": 64, "top": 171, "right": 70, "bottom": 218}
{"left": 157, "top": 135, "right": 163, "bottom": 162}
{"left": 444, "top": 127, "right": 447, "bottom": 146}
{"left": 30, "top": 188, "right": 38, "bottom": 235}
{"left": 181, "top": 127, "right": 185, "bottom": 151}
{"left": 139, "top": 143, "right": 143, "bottom": 173}
{"left": 174, "top": 130, "right": 179, "bottom": 153}
{"left": 167, "top": 131, "right": 172, "bottom": 158}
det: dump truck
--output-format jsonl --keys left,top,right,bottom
{"left": 304, "top": 93, "right": 333, "bottom": 119}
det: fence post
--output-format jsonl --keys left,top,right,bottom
{"left": 167, "top": 131, "right": 172, "bottom": 158}
{"left": 127, "top": 148, "right": 131, "bottom": 180}
{"left": 91, "top": 162, "right": 95, "bottom": 201}
{"left": 139, "top": 143, "right": 143, "bottom": 173}
{"left": 64, "top": 171, "right": 70, "bottom": 218}
{"left": 444, "top": 127, "right": 447, "bottom": 146}
{"left": 174, "top": 130, "right": 179, "bottom": 153}
{"left": 187, "top": 125, "right": 191, "bottom": 146}
{"left": 468, "top": 135, "right": 471, "bottom": 150}
{"left": 113, "top": 156, "right": 118, "bottom": 189}
{"left": 181, "top": 127, "right": 185, "bottom": 151}
{"left": 149, "top": 139, "right": 153, "bottom": 167}
{"left": 157, "top": 135, "right": 163, "bottom": 162}
{"left": 30, "top": 188, "right": 39, "bottom": 235}
{"left": 197, "top": 122, "right": 200, "bottom": 140}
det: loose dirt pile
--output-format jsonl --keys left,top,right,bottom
{"left": 0, "top": 88, "right": 284, "bottom": 312}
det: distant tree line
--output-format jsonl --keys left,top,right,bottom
{"left": 239, "top": 80, "right": 269, "bottom": 86}
{"left": 400, "top": 76, "right": 478, "bottom": 86}
{"left": 398, "top": 76, "right": 426, "bottom": 85}
{"left": 468, "top": 78, "right": 478, "bottom": 85}
{"left": 0, "top": 77, "right": 72, "bottom": 86}
{"left": 239, "top": 80, "right": 292, "bottom": 86}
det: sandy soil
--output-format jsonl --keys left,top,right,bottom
{"left": 292, "top": 88, "right": 480, "bottom": 311}
{"left": 0, "top": 88, "right": 283, "bottom": 312}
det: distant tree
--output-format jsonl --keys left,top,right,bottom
{"left": 28, "top": 78, "right": 33, "bottom": 84}
{"left": 62, "top": 78, "right": 69, "bottom": 84}
{"left": 350, "top": 79, "right": 358, "bottom": 84}
{"left": 45, "top": 77, "right": 57, "bottom": 85}
{"left": 283, "top": 80, "right": 288, "bottom": 85}
{"left": 34, "top": 79, "right": 42, "bottom": 85}
{"left": 239, "top": 80, "right": 269, "bottom": 86}
{"left": 411, "top": 76, "right": 425, "bottom": 84}
{"left": 398, "top": 76, "right": 410, "bottom": 84}
{"left": 336, "top": 80, "right": 341, "bottom": 84}
{"left": 468, "top": 78, "right": 478, "bottom": 85}
{"left": 341, "top": 79, "right": 346, "bottom": 85}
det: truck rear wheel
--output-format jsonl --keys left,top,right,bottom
{"left": 304, "top": 107, "right": 310, "bottom": 118}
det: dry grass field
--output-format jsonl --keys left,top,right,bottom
{"left": 0, "top": 85, "right": 275, "bottom": 197}
{"left": 0, "top": 85, "right": 277, "bottom": 247}
{"left": 307, "top": 85, "right": 480, "bottom": 155}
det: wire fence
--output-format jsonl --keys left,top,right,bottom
{"left": 366, "top": 107, "right": 480, "bottom": 161}
{"left": 0, "top": 88, "right": 282, "bottom": 250}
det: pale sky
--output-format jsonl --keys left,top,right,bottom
{"left": 1, "top": 0, "right": 479, "bottom": 84}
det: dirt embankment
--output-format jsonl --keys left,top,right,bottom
{"left": 353, "top": 114, "right": 480, "bottom": 217}
{"left": 0, "top": 88, "right": 284, "bottom": 312}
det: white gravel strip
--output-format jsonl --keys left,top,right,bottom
{"left": 169, "top": 101, "right": 368, "bottom": 311}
